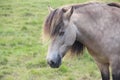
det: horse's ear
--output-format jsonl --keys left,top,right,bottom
{"left": 63, "top": 6, "right": 74, "bottom": 20}
{"left": 48, "top": 5, "right": 54, "bottom": 13}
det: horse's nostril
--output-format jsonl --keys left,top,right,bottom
{"left": 50, "top": 60, "right": 55, "bottom": 65}
{"left": 48, "top": 60, "right": 55, "bottom": 65}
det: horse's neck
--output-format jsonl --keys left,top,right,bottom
{"left": 73, "top": 4, "right": 120, "bottom": 52}
{"left": 72, "top": 4, "right": 104, "bottom": 47}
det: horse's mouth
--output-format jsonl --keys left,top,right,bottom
{"left": 49, "top": 62, "right": 61, "bottom": 68}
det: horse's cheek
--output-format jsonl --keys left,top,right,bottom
{"left": 64, "top": 32, "right": 76, "bottom": 46}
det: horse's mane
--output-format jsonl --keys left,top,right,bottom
{"left": 43, "top": 9, "right": 64, "bottom": 37}
{"left": 107, "top": 3, "right": 120, "bottom": 8}
{"left": 70, "top": 40, "right": 85, "bottom": 56}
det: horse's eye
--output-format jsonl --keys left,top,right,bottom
{"left": 59, "top": 31, "right": 64, "bottom": 36}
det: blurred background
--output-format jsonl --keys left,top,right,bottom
{"left": 0, "top": 0, "right": 120, "bottom": 80}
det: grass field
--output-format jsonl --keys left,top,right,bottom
{"left": 0, "top": 0, "right": 120, "bottom": 80}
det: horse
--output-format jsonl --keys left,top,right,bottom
{"left": 43, "top": 2, "right": 120, "bottom": 80}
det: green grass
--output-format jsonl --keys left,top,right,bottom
{"left": 0, "top": 0, "right": 119, "bottom": 80}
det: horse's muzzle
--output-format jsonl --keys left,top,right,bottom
{"left": 47, "top": 55, "right": 61, "bottom": 68}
